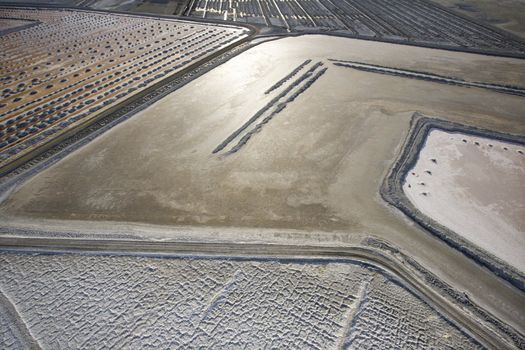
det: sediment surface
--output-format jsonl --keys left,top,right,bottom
{"left": 3, "top": 35, "right": 524, "bottom": 231}
{"left": 2, "top": 35, "right": 525, "bottom": 335}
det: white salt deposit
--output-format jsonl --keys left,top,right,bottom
{"left": 404, "top": 129, "right": 525, "bottom": 271}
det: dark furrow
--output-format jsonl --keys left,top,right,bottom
{"left": 212, "top": 61, "right": 323, "bottom": 154}
{"left": 264, "top": 58, "right": 312, "bottom": 94}
{"left": 331, "top": 60, "right": 525, "bottom": 97}
{"left": 228, "top": 66, "right": 327, "bottom": 153}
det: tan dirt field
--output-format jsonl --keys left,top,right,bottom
{"left": 3, "top": 36, "right": 524, "bottom": 229}
{"left": 2, "top": 35, "right": 525, "bottom": 332}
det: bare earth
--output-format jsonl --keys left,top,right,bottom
{"left": 2, "top": 36, "right": 524, "bottom": 230}
{"left": 0, "top": 252, "right": 484, "bottom": 349}
{"left": 0, "top": 0, "right": 525, "bottom": 345}
{"left": 1, "top": 35, "right": 525, "bottom": 333}
{"left": 431, "top": 0, "right": 525, "bottom": 39}
{"left": 404, "top": 129, "right": 525, "bottom": 271}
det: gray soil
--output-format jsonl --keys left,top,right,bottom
{"left": 1, "top": 35, "right": 525, "bottom": 334}
{"left": 431, "top": 0, "right": 525, "bottom": 40}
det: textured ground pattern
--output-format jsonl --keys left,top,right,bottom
{"left": 0, "top": 252, "right": 483, "bottom": 349}
{"left": 0, "top": 311, "right": 24, "bottom": 349}
{"left": 0, "top": 8, "right": 248, "bottom": 168}
{"left": 0, "top": 290, "right": 36, "bottom": 349}
{"left": 345, "top": 277, "right": 482, "bottom": 349}
{"left": 191, "top": 0, "right": 525, "bottom": 56}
